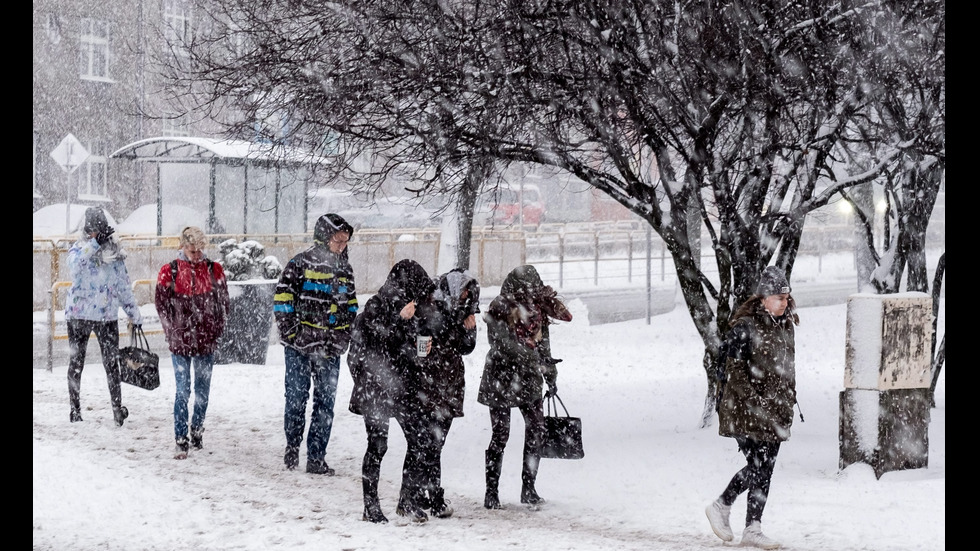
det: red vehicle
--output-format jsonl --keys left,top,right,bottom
{"left": 480, "top": 184, "right": 545, "bottom": 227}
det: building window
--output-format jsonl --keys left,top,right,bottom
{"left": 45, "top": 13, "right": 62, "bottom": 44}
{"left": 75, "top": 141, "right": 109, "bottom": 200}
{"left": 79, "top": 18, "right": 110, "bottom": 80}
{"left": 164, "top": 0, "right": 193, "bottom": 56}
{"left": 162, "top": 112, "right": 191, "bottom": 136}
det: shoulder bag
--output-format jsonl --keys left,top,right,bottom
{"left": 540, "top": 394, "right": 585, "bottom": 459}
{"left": 118, "top": 326, "right": 161, "bottom": 390}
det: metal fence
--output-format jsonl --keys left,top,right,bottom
{"left": 32, "top": 227, "right": 526, "bottom": 312}
{"left": 32, "top": 219, "right": 945, "bottom": 312}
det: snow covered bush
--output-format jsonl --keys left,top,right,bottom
{"left": 217, "top": 239, "right": 284, "bottom": 281}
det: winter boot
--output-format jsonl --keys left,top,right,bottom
{"left": 190, "top": 427, "right": 204, "bottom": 450}
{"left": 395, "top": 498, "right": 429, "bottom": 523}
{"left": 520, "top": 483, "right": 544, "bottom": 505}
{"left": 362, "top": 477, "right": 388, "bottom": 524}
{"left": 70, "top": 409, "right": 83, "bottom": 423}
{"left": 484, "top": 450, "right": 503, "bottom": 510}
{"left": 363, "top": 501, "right": 388, "bottom": 524}
{"left": 306, "top": 459, "right": 335, "bottom": 475}
{"left": 705, "top": 498, "right": 734, "bottom": 542}
{"left": 429, "top": 488, "right": 454, "bottom": 519}
{"left": 284, "top": 446, "right": 300, "bottom": 470}
{"left": 520, "top": 453, "right": 544, "bottom": 505}
{"left": 112, "top": 406, "right": 129, "bottom": 427}
{"left": 174, "top": 437, "right": 190, "bottom": 460}
{"left": 740, "top": 521, "right": 780, "bottom": 549}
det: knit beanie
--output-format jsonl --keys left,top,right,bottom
{"left": 757, "top": 266, "right": 791, "bottom": 296}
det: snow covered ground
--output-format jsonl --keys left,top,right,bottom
{"left": 33, "top": 290, "right": 945, "bottom": 551}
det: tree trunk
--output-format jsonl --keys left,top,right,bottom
{"left": 851, "top": 183, "right": 877, "bottom": 293}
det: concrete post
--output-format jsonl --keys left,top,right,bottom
{"left": 839, "top": 293, "right": 933, "bottom": 478}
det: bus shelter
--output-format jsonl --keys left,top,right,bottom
{"left": 110, "top": 137, "right": 329, "bottom": 236}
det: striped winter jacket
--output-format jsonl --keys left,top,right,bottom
{"left": 273, "top": 244, "right": 358, "bottom": 357}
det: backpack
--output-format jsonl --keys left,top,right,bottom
{"left": 169, "top": 259, "right": 217, "bottom": 292}
{"left": 712, "top": 322, "right": 752, "bottom": 413}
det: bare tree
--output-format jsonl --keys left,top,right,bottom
{"left": 158, "top": 0, "right": 943, "bottom": 422}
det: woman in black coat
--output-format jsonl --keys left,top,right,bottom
{"left": 413, "top": 268, "right": 480, "bottom": 518}
{"left": 706, "top": 266, "right": 799, "bottom": 549}
{"left": 477, "top": 265, "right": 572, "bottom": 509}
{"left": 347, "top": 259, "right": 436, "bottom": 524}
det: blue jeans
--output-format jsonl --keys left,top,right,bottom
{"left": 172, "top": 354, "right": 214, "bottom": 440}
{"left": 283, "top": 347, "right": 340, "bottom": 463}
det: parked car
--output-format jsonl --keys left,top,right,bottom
{"left": 341, "top": 200, "right": 442, "bottom": 230}
{"left": 308, "top": 188, "right": 442, "bottom": 231}
{"left": 308, "top": 189, "right": 355, "bottom": 229}
{"left": 475, "top": 183, "right": 546, "bottom": 227}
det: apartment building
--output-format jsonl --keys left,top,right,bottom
{"left": 33, "top": 0, "right": 219, "bottom": 220}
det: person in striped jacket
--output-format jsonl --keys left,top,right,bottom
{"left": 273, "top": 213, "right": 358, "bottom": 475}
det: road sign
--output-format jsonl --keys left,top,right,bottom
{"left": 50, "top": 133, "right": 90, "bottom": 174}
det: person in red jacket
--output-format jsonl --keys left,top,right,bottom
{"left": 155, "top": 227, "right": 230, "bottom": 459}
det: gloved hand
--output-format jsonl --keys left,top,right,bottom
{"left": 95, "top": 226, "right": 115, "bottom": 246}
{"left": 545, "top": 383, "right": 558, "bottom": 398}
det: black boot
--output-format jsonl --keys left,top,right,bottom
{"left": 395, "top": 496, "right": 429, "bottom": 523}
{"left": 112, "top": 406, "right": 129, "bottom": 427}
{"left": 520, "top": 452, "right": 544, "bottom": 505}
{"left": 484, "top": 450, "right": 503, "bottom": 509}
{"left": 190, "top": 427, "right": 204, "bottom": 450}
{"left": 284, "top": 446, "right": 299, "bottom": 470}
{"left": 520, "top": 483, "right": 544, "bottom": 505}
{"left": 362, "top": 477, "right": 388, "bottom": 524}
{"left": 430, "top": 488, "right": 454, "bottom": 519}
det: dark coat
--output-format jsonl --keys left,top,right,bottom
{"left": 415, "top": 270, "right": 480, "bottom": 419}
{"left": 477, "top": 265, "right": 570, "bottom": 408}
{"left": 718, "top": 297, "right": 798, "bottom": 442}
{"left": 347, "top": 260, "right": 435, "bottom": 417}
{"left": 155, "top": 252, "right": 230, "bottom": 356}
{"left": 273, "top": 243, "right": 358, "bottom": 358}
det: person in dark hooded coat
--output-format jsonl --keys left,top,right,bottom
{"left": 705, "top": 266, "right": 799, "bottom": 550}
{"left": 347, "top": 259, "right": 437, "bottom": 524}
{"left": 478, "top": 264, "right": 572, "bottom": 509}
{"left": 411, "top": 268, "right": 480, "bottom": 519}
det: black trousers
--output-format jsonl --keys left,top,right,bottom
{"left": 360, "top": 404, "right": 433, "bottom": 508}
{"left": 67, "top": 319, "right": 122, "bottom": 413}
{"left": 488, "top": 399, "right": 545, "bottom": 486}
{"left": 721, "top": 436, "right": 781, "bottom": 526}
{"left": 420, "top": 413, "right": 454, "bottom": 496}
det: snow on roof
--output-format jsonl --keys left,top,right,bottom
{"left": 109, "top": 136, "right": 330, "bottom": 166}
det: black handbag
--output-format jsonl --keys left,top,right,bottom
{"left": 118, "top": 326, "right": 161, "bottom": 390}
{"left": 540, "top": 394, "right": 585, "bottom": 459}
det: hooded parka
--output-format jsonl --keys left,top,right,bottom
{"left": 273, "top": 214, "right": 357, "bottom": 358}
{"left": 478, "top": 265, "right": 569, "bottom": 408}
{"left": 415, "top": 270, "right": 480, "bottom": 419}
{"left": 347, "top": 259, "right": 436, "bottom": 416}
{"left": 717, "top": 297, "right": 798, "bottom": 443}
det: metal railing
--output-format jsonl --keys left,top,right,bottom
{"left": 34, "top": 222, "right": 887, "bottom": 311}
